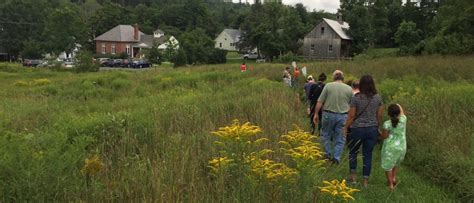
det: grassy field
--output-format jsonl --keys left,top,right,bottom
{"left": 0, "top": 56, "right": 473, "bottom": 202}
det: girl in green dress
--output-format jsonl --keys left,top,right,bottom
{"left": 380, "top": 104, "right": 407, "bottom": 190}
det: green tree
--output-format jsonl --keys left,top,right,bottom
{"left": 178, "top": 28, "right": 213, "bottom": 64}
{"left": 425, "top": 0, "right": 474, "bottom": 54}
{"left": 0, "top": 0, "right": 49, "bottom": 58}
{"left": 88, "top": 2, "right": 133, "bottom": 38}
{"left": 394, "top": 21, "right": 421, "bottom": 55}
{"left": 44, "top": 4, "right": 88, "bottom": 57}
{"left": 342, "top": 3, "right": 374, "bottom": 54}
{"left": 146, "top": 42, "right": 162, "bottom": 65}
{"left": 20, "top": 40, "right": 44, "bottom": 59}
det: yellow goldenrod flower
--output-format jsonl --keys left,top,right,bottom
{"left": 81, "top": 154, "right": 105, "bottom": 177}
{"left": 319, "top": 179, "right": 360, "bottom": 201}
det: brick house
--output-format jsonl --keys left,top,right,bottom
{"left": 94, "top": 25, "right": 178, "bottom": 58}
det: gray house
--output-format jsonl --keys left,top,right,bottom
{"left": 301, "top": 17, "right": 352, "bottom": 59}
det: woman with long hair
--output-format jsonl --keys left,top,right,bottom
{"left": 343, "top": 75, "right": 384, "bottom": 186}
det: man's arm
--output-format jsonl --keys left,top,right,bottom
{"left": 313, "top": 101, "right": 323, "bottom": 123}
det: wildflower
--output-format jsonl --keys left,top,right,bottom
{"left": 211, "top": 119, "right": 262, "bottom": 141}
{"left": 319, "top": 179, "right": 360, "bottom": 201}
{"left": 208, "top": 156, "right": 232, "bottom": 174}
{"left": 33, "top": 78, "right": 51, "bottom": 86}
{"left": 81, "top": 154, "right": 105, "bottom": 177}
{"left": 14, "top": 80, "right": 29, "bottom": 87}
{"left": 250, "top": 158, "right": 297, "bottom": 182}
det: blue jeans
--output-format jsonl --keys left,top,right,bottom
{"left": 320, "top": 111, "right": 347, "bottom": 161}
{"left": 348, "top": 126, "right": 379, "bottom": 179}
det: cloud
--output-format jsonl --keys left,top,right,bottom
{"left": 232, "top": 0, "right": 340, "bottom": 13}
{"left": 283, "top": 0, "right": 340, "bottom": 12}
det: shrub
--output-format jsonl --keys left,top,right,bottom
{"left": 172, "top": 49, "right": 187, "bottom": 67}
{"left": 75, "top": 51, "right": 99, "bottom": 73}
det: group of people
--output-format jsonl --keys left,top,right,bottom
{"left": 283, "top": 66, "right": 302, "bottom": 88}
{"left": 303, "top": 70, "right": 407, "bottom": 191}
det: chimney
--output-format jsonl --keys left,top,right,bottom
{"left": 133, "top": 23, "right": 139, "bottom": 41}
{"left": 337, "top": 13, "right": 343, "bottom": 25}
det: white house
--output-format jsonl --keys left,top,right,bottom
{"left": 215, "top": 29, "right": 241, "bottom": 51}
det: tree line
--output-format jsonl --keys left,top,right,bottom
{"left": 0, "top": 0, "right": 472, "bottom": 64}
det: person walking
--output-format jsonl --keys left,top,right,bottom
{"left": 308, "top": 73, "right": 327, "bottom": 134}
{"left": 343, "top": 75, "right": 384, "bottom": 187}
{"left": 292, "top": 67, "right": 301, "bottom": 88}
{"left": 283, "top": 67, "right": 292, "bottom": 87}
{"left": 304, "top": 75, "right": 315, "bottom": 111}
{"left": 380, "top": 104, "right": 407, "bottom": 191}
{"left": 313, "top": 70, "right": 352, "bottom": 164}
{"left": 240, "top": 63, "right": 247, "bottom": 72}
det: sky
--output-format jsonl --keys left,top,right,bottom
{"left": 232, "top": 0, "right": 340, "bottom": 13}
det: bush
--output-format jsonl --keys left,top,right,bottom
{"left": 75, "top": 51, "right": 99, "bottom": 73}
{"left": 205, "top": 48, "right": 227, "bottom": 64}
{"left": 171, "top": 49, "right": 187, "bottom": 67}
{"left": 425, "top": 33, "right": 474, "bottom": 55}
{"left": 275, "top": 52, "right": 303, "bottom": 63}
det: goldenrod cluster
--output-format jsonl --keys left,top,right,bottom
{"left": 208, "top": 156, "right": 232, "bottom": 173}
{"left": 280, "top": 126, "right": 325, "bottom": 167}
{"left": 250, "top": 158, "right": 297, "bottom": 182}
{"left": 211, "top": 119, "right": 262, "bottom": 141}
{"left": 319, "top": 179, "right": 360, "bottom": 201}
{"left": 81, "top": 154, "right": 105, "bottom": 177}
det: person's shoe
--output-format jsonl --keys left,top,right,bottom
{"left": 331, "top": 158, "right": 340, "bottom": 165}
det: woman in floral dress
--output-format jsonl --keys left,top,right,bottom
{"left": 380, "top": 104, "right": 407, "bottom": 190}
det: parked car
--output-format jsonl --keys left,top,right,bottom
{"left": 97, "top": 58, "right": 109, "bottom": 66}
{"left": 63, "top": 59, "right": 75, "bottom": 68}
{"left": 112, "top": 59, "right": 123, "bottom": 67}
{"left": 23, "top": 59, "right": 43, "bottom": 67}
{"left": 101, "top": 59, "right": 114, "bottom": 67}
{"left": 243, "top": 52, "right": 264, "bottom": 60}
{"left": 122, "top": 59, "right": 132, "bottom": 67}
{"left": 130, "top": 59, "right": 152, "bottom": 68}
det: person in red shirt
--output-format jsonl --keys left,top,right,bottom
{"left": 240, "top": 63, "right": 247, "bottom": 72}
{"left": 293, "top": 67, "right": 301, "bottom": 88}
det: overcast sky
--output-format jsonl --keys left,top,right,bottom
{"left": 232, "top": 0, "right": 340, "bottom": 13}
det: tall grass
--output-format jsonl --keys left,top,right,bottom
{"left": 0, "top": 56, "right": 472, "bottom": 201}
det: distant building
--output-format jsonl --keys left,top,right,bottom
{"left": 94, "top": 25, "right": 178, "bottom": 58}
{"left": 215, "top": 29, "right": 242, "bottom": 51}
{"left": 301, "top": 16, "right": 353, "bottom": 59}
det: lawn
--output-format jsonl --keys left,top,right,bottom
{"left": 0, "top": 56, "right": 472, "bottom": 202}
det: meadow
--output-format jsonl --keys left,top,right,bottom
{"left": 0, "top": 55, "right": 473, "bottom": 202}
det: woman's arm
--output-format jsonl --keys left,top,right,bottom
{"left": 380, "top": 129, "right": 389, "bottom": 139}
{"left": 397, "top": 104, "right": 405, "bottom": 116}
{"left": 376, "top": 105, "right": 384, "bottom": 126}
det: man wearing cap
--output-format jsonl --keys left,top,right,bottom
{"left": 313, "top": 70, "right": 353, "bottom": 164}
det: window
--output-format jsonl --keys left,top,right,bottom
{"left": 111, "top": 44, "right": 116, "bottom": 55}
{"left": 220, "top": 43, "right": 222, "bottom": 48}
{"left": 328, "top": 44, "right": 333, "bottom": 52}
{"left": 101, "top": 43, "right": 106, "bottom": 54}
{"left": 230, "top": 43, "right": 233, "bottom": 46}
{"left": 126, "top": 45, "right": 130, "bottom": 55}
{"left": 310, "top": 44, "right": 315, "bottom": 51}
{"left": 321, "top": 27, "right": 325, "bottom": 35}
{"left": 225, "top": 38, "right": 227, "bottom": 41}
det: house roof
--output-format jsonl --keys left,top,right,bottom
{"left": 322, "top": 18, "right": 352, "bottom": 40}
{"left": 222, "top": 29, "right": 241, "bottom": 42}
{"left": 136, "top": 34, "right": 154, "bottom": 48}
{"left": 94, "top": 25, "right": 144, "bottom": 42}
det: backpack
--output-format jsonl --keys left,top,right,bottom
{"left": 309, "top": 82, "right": 325, "bottom": 109}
